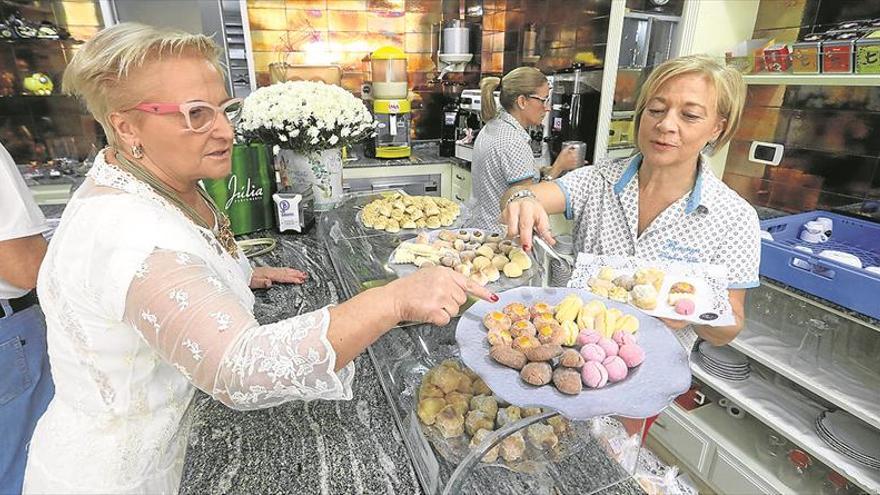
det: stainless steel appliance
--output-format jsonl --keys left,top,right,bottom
{"left": 342, "top": 174, "right": 441, "bottom": 197}
{"left": 547, "top": 66, "right": 603, "bottom": 164}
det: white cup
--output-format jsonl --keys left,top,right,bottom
{"left": 800, "top": 229, "right": 828, "bottom": 243}
{"left": 804, "top": 221, "right": 824, "bottom": 234}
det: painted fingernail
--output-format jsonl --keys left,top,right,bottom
{"left": 490, "top": 294, "right": 499, "bottom": 302}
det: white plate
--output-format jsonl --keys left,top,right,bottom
{"left": 821, "top": 410, "right": 880, "bottom": 459}
{"left": 698, "top": 341, "right": 750, "bottom": 367}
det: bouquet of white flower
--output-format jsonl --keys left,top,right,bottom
{"left": 237, "top": 80, "right": 376, "bottom": 154}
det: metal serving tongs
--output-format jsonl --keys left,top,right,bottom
{"left": 532, "top": 233, "right": 575, "bottom": 271}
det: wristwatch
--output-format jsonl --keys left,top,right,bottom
{"left": 505, "top": 188, "right": 537, "bottom": 209}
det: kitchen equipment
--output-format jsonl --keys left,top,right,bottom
{"left": 792, "top": 33, "right": 826, "bottom": 74}
{"left": 202, "top": 143, "right": 277, "bottom": 235}
{"left": 370, "top": 46, "right": 408, "bottom": 100}
{"left": 760, "top": 211, "right": 880, "bottom": 319}
{"left": 342, "top": 173, "right": 441, "bottom": 197}
{"left": 373, "top": 99, "right": 411, "bottom": 159}
{"left": 855, "top": 29, "right": 880, "bottom": 74}
{"left": 453, "top": 89, "right": 488, "bottom": 162}
{"left": 439, "top": 97, "right": 459, "bottom": 157}
{"left": 438, "top": 19, "right": 472, "bottom": 78}
{"left": 823, "top": 31, "right": 861, "bottom": 74}
{"left": 547, "top": 66, "right": 603, "bottom": 164}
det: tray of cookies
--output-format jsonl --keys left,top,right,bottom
{"left": 568, "top": 254, "right": 737, "bottom": 327}
{"left": 456, "top": 286, "right": 691, "bottom": 421}
{"left": 358, "top": 192, "right": 464, "bottom": 233}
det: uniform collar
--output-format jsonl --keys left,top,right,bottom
{"left": 497, "top": 110, "right": 530, "bottom": 138}
{"left": 608, "top": 153, "right": 712, "bottom": 215}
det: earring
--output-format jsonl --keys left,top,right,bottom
{"left": 131, "top": 144, "right": 144, "bottom": 159}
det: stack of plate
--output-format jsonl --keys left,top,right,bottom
{"left": 696, "top": 341, "right": 750, "bottom": 381}
{"left": 816, "top": 410, "right": 880, "bottom": 469}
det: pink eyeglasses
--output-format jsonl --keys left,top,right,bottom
{"left": 130, "top": 98, "right": 243, "bottom": 133}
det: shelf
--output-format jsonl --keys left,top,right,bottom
{"left": 743, "top": 74, "right": 880, "bottom": 86}
{"left": 665, "top": 402, "right": 823, "bottom": 495}
{"left": 691, "top": 360, "right": 880, "bottom": 494}
{"left": 762, "top": 280, "right": 880, "bottom": 333}
{"left": 730, "top": 320, "right": 880, "bottom": 432}
{"left": 0, "top": 37, "right": 82, "bottom": 46}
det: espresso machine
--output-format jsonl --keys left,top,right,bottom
{"left": 547, "top": 64, "right": 603, "bottom": 164}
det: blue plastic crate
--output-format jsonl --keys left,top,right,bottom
{"left": 759, "top": 211, "right": 880, "bottom": 320}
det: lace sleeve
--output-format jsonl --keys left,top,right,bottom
{"left": 123, "top": 249, "right": 354, "bottom": 410}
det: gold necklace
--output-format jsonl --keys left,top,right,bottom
{"left": 112, "top": 149, "right": 239, "bottom": 258}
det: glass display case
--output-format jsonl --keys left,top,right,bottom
{"left": 0, "top": 0, "right": 105, "bottom": 165}
{"left": 319, "top": 192, "right": 646, "bottom": 495}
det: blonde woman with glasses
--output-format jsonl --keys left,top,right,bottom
{"left": 24, "top": 23, "right": 493, "bottom": 493}
{"left": 468, "top": 67, "right": 579, "bottom": 230}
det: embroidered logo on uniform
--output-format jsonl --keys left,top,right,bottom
{"left": 658, "top": 239, "right": 702, "bottom": 263}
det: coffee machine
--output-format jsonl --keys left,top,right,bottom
{"left": 547, "top": 64, "right": 603, "bottom": 165}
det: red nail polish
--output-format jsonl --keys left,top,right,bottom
{"left": 490, "top": 294, "right": 499, "bottom": 302}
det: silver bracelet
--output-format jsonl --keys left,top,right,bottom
{"left": 505, "top": 188, "right": 537, "bottom": 209}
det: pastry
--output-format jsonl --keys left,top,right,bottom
{"left": 630, "top": 284, "right": 658, "bottom": 310}
{"left": 536, "top": 325, "right": 566, "bottom": 346}
{"left": 603, "top": 356, "right": 628, "bottom": 382}
{"left": 491, "top": 254, "right": 510, "bottom": 270}
{"left": 473, "top": 377, "right": 492, "bottom": 396}
{"left": 490, "top": 345, "right": 527, "bottom": 370}
{"left": 482, "top": 266, "right": 501, "bottom": 283}
{"left": 674, "top": 298, "right": 696, "bottom": 316}
{"left": 475, "top": 245, "right": 495, "bottom": 259}
{"left": 435, "top": 405, "right": 465, "bottom": 438}
{"left": 445, "top": 391, "right": 472, "bottom": 416}
{"left": 558, "top": 348, "right": 585, "bottom": 368}
{"left": 418, "top": 383, "right": 444, "bottom": 400}
{"left": 438, "top": 230, "right": 457, "bottom": 242}
{"left": 454, "top": 263, "right": 472, "bottom": 277}
{"left": 613, "top": 274, "right": 636, "bottom": 291}
{"left": 496, "top": 406, "right": 522, "bottom": 428}
{"left": 597, "top": 337, "right": 619, "bottom": 357}
{"left": 532, "top": 313, "right": 557, "bottom": 330}
{"left": 440, "top": 255, "right": 458, "bottom": 268}
{"left": 459, "top": 250, "right": 477, "bottom": 263}
{"left": 509, "top": 320, "right": 537, "bottom": 338}
{"left": 598, "top": 267, "right": 616, "bottom": 281}
{"left": 464, "top": 241, "right": 481, "bottom": 251}
{"left": 520, "top": 362, "right": 553, "bottom": 386}
{"left": 576, "top": 330, "right": 602, "bottom": 346}
{"left": 523, "top": 343, "right": 563, "bottom": 362}
{"left": 470, "top": 428, "right": 500, "bottom": 463}
{"left": 502, "top": 262, "right": 523, "bottom": 278}
{"left": 526, "top": 423, "right": 559, "bottom": 451}
{"left": 634, "top": 267, "right": 665, "bottom": 291}
{"left": 469, "top": 395, "right": 499, "bottom": 419}
{"left": 547, "top": 416, "right": 569, "bottom": 435}
{"left": 465, "top": 410, "right": 495, "bottom": 436}
{"left": 482, "top": 242, "right": 499, "bottom": 253}
{"left": 417, "top": 397, "right": 447, "bottom": 425}
{"left": 522, "top": 407, "right": 543, "bottom": 418}
{"left": 577, "top": 300, "right": 606, "bottom": 330}
{"left": 498, "top": 240, "right": 515, "bottom": 255}
{"left": 554, "top": 294, "right": 583, "bottom": 323}
{"left": 615, "top": 314, "right": 640, "bottom": 334}
{"left": 426, "top": 216, "right": 442, "bottom": 229}
{"left": 618, "top": 344, "right": 645, "bottom": 367}
{"left": 529, "top": 302, "right": 554, "bottom": 319}
{"left": 588, "top": 277, "right": 615, "bottom": 292}
{"left": 430, "top": 366, "right": 464, "bottom": 394}
{"left": 456, "top": 230, "right": 472, "bottom": 241}
{"left": 502, "top": 303, "right": 530, "bottom": 322}
{"left": 581, "top": 361, "right": 608, "bottom": 389}
{"left": 471, "top": 230, "right": 485, "bottom": 243}
{"left": 470, "top": 271, "right": 490, "bottom": 286}
{"left": 472, "top": 256, "right": 491, "bottom": 271}
{"left": 552, "top": 367, "right": 583, "bottom": 395}
{"left": 561, "top": 320, "right": 579, "bottom": 346}
{"left": 483, "top": 311, "right": 513, "bottom": 332}
{"left": 499, "top": 432, "right": 526, "bottom": 462}
{"left": 580, "top": 343, "right": 606, "bottom": 363}
{"left": 509, "top": 250, "right": 532, "bottom": 270}
{"left": 487, "top": 329, "right": 512, "bottom": 347}
{"left": 486, "top": 232, "right": 503, "bottom": 243}
{"left": 608, "top": 286, "right": 629, "bottom": 303}
{"left": 455, "top": 371, "right": 474, "bottom": 394}
{"left": 512, "top": 335, "right": 540, "bottom": 351}
{"left": 612, "top": 329, "right": 638, "bottom": 346}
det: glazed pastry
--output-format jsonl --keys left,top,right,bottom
{"left": 512, "top": 335, "right": 540, "bottom": 352}
{"left": 546, "top": 415, "right": 569, "bottom": 435}
{"left": 520, "top": 362, "right": 553, "bottom": 386}
{"left": 470, "top": 428, "right": 500, "bottom": 463}
{"left": 503, "top": 262, "right": 524, "bottom": 278}
{"left": 613, "top": 274, "right": 636, "bottom": 291}
{"left": 612, "top": 329, "right": 638, "bottom": 346}
{"left": 536, "top": 325, "right": 566, "bottom": 346}
{"left": 465, "top": 410, "right": 495, "bottom": 436}
{"left": 491, "top": 254, "right": 510, "bottom": 270}
{"left": 523, "top": 343, "right": 563, "bottom": 362}
{"left": 483, "top": 311, "right": 512, "bottom": 333}
{"left": 598, "top": 266, "right": 616, "bottom": 281}
{"left": 618, "top": 344, "right": 645, "bottom": 367}
{"left": 475, "top": 245, "right": 495, "bottom": 259}
{"left": 490, "top": 344, "right": 528, "bottom": 370}
{"left": 469, "top": 394, "right": 499, "bottom": 419}
{"left": 498, "top": 240, "right": 515, "bottom": 255}
{"left": 502, "top": 303, "right": 530, "bottom": 323}
{"left": 597, "top": 337, "right": 619, "bottom": 357}
{"left": 417, "top": 397, "right": 447, "bottom": 425}
{"left": 532, "top": 313, "right": 557, "bottom": 330}
{"left": 526, "top": 423, "right": 559, "bottom": 451}
{"left": 472, "top": 255, "right": 492, "bottom": 271}
{"left": 581, "top": 361, "right": 609, "bottom": 389}
{"left": 509, "top": 320, "right": 537, "bottom": 338}
{"left": 630, "top": 284, "right": 658, "bottom": 310}
{"left": 580, "top": 343, "right": 606, "bottom": 363}
{"left": 558, "top": 348, "right": 585, "bottom": 368}
{"left": 522, "top": 407, "right": 543, "bottom": 418}
{"left": 434, "top": 405, "right": 465, "bottom": 438}
{"left": 473, "top": 377, "right": 492, "bottom": 396}
{"left": 430, "top": 366, "right": 464, "bottom": 394}
{"left": 445, "top": 391, "right": 472, "bottom": 416}
{"left": 482, "top": 266, "right": 501, "bottom": 283}
{"left": 576, "top": 330, "right": 602, "bottom": 346}
{"left": 499, "top": 432, "right": 526, "bottom": 462}
{"left": 496, "top": 406, "right": 522, "bottom": 428}
{"left": 603, "top": 356, "right": 628, "bottom": 382}
{"left": 674, "top": 298, "right": 696, "bottom": 316}
{"left": 455, "top": 371, "right": 474, "bottom": 394}
{"left": 529, "top": 302, "right": 554, "bottom": 319}
{"left": 553, "top": 367, "right": 583, "bottom": 395}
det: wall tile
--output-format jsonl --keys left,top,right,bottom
{"left": 724, "top": 140, "right": 769, "bottom": 179}
{"left": 405, "top": 0, "right": 440, "bottom": 13}
{"left": 368, "top": 0, "right": 405, "bottom": 11}
{"left": 248, "top": 8, "right": 288, "bottom": 31}
{"left": 786, "top": 110, "right": 880, "bottom": 157}
{"left": 405, "top": 32, "right": 433, "bottom": 53}
{"left": 248, "top": 0, "right": 285, "bottom": 8}
{"left": 734, "top": 106, "right": 786, "bottom": 142}
{"left": 286, "top": 8, "right": 328, "bottom": 30}
{"left": 285, "top": 0, "right": 327, "bottom": 8}
{"left": 405, "top": 11, "right": 440, "bottom": 32}
{"left": 328, "top": 10, "right": 367, "bottom": 31}
{"left": 748, "top": 85, "right": 786, "bottom": 108}
{"left": 327, "top": 0, "right": 367, "bottom": 10}
{"left": 367, "top": 11, "right": 406, "bottom": 33}
{"left": 250, "top": 30, "right": 288, "bottom": 52}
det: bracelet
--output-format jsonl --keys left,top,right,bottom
{"left": 505, "top": 188, "right": 537, "bottom": 209}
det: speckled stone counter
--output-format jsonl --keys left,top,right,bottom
{"left": 344, "top": 141, "right": 469, "bottom": 171}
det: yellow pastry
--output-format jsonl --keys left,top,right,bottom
{"left": 503, "top": 262, "right": 523, "bottom": 278}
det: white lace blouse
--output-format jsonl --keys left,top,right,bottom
{"left": 24, "top": 152, "right": 353, "bottom": 494}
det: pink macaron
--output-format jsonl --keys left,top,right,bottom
{"left": 597, "top": 337, "right": 619, "bottom": 358}
{"left": 612, "top": 330, "right": 638, "bottom": 346}
{"left": 581, "top": 361, "right": 608, "bottom": 389}
{"left": 580, "top": 343, "right": 606, "bottom": 362}
{"left": 576, "top": 330, "right": 602, "bottom": 346}
{"left": 618, "top": 343, "right": 646, "bottom": 368}
{"left": 674, "top": 298, "right": 696, "bottom": 316}
{"left": 603, "top": 356, "right": 628, "bottom": 382}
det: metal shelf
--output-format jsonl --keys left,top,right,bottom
{"left": 743, "top": 74, "right": 880, "bottom": 86}
{"left": 691, "top": 361, "right": 880, "bottom": 494}
{"left": 762, "top": 280, "right": 880, "bottom": 334}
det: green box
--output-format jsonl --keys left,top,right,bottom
{"left": 202, "top": 143, "right": 277, "bottom": 235}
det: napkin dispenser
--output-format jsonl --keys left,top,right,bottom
{"left": 273, "top": 186, "right": 314, "bottom": 233}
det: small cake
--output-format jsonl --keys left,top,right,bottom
{"left": 509, "top": 320, "right": 537, "bottom": 339}
{"left": 613, "top": 274, "right": 636, "bottom": 291}
{"left": 459, "top": 250, "right": 477, "bottom": 263}
{"left": 503, "top": 262, "right": 524, "bottom": 278}
{"left": 634, "top": 267, "right": 665, "bottom": 291}
{"left": 465, "top": 410, "right": 495, "bottom": 436}
{"left": 482, "top": 266, "right": 501, "bottom": 283}
{"left": 630, "top": 284, "right": 658, "bottom": 310}
{"left": 552, "top": 367, "right": 583, "bottom": 395}
{"left": 502, "top": 303, "right": 530, "bottom": 323}
{"left": 486, "top": 329, "right": 512, "bottom": 347}
{"left": 496, "top": 406, "right": 522, "bottom": 428}
{"left": 597, "top": 266, "right": 617, "bottom": 281}
{"left": 475, "top": 245, "right": 495, "bottom": 259}
{"left": 471, "top": 230, "right": 485, "bottom": 243}
{"left": 489, "top": 345, "right": 527, "bottom": 370}
{"left": 483, "top": 311, "right": 513, "bottom": 332}
{"left": 491, "top": 254, "right": 510, "bottom": 270}
{"left": 558, "top": 348, "right": 585, "bottom": 368}
{"left": 523, "top": 343, "right": 563, "bottom": 362}
{"left": 577, "top": 330, "right": 602, "bottom": 346}
{"left": 509, "top": 251, "right": 533, "bottom": 270}
{"left": 472, "top": 377, "right": 492, "bottom": 396}
{"left": 615, "top": 314, "right": 640, "bottom": 334}
{"left": 454, "top": 263, "right": 472, "bottom": 277}
{"left": 473, "top": 255, "right": 492, "bottom": 271}
{"left": 532, "top": 313, "right": 558, "bottom": 330}
{"left": 417, "top": 397, "right": 447, "bottom": 425}
{"left": 603, "top": 356, "right": 628, "bottom": 382}
{"left": 529, "top": 302, "right": 554, "bottom": 319}
{"left": 580, "top": 343, "right": 606, "bottom": 362}
{"left": 498, "top": 240, "right": 515, "bottom": 255}
{"left": 511, "top": 335, "right": 540, "bottom": 352}
{"left": 597, "top": 337, "right": 619, "bottom": 358}
{"left": 470, "top": 428, "right": 500, "bottom": 463}
{"left": 499, "top": 432, "right": 526, "bottom": 462}
{"left": 486, "top": 232, "right": 504, "bottom": 243}
{"left": 522, "top": 407, "right": 544, "bottom": 418}
{"left": 445, "top": 391, "right": 471, "bottom": 416}
{"left": 520, "top": 362, "right": 553, "bottom": 386}
{"left": 608, "top": 286, "right": 629, "bottom": 303}
{"left": 581, "top": 361, "right": 609, "bottom": 389}
{"left": 526, "top": 423, "right": 559, "bottom": 451}
{"left": 667, "top": 281, "right": 697, "bottom": 305}
{"left": 434, "top": 405, "right": 465, "bottom": 438}
{"left": 618, "top": 344, "right": 645, "bottom": 367}
{"left": 612, "top": 329, "right": 638, "bottom": 346}
{"left": 674, "top": 298, "right": 696, "bottom": 316}
{"left": 456, "top": 230, "right": 472, "bottom": 241}
{"left": 588, "top": 277, "right": 615, "bottom": 292}
{"left": 440, "top": 255, "right": 458, "bottom": 268}
{"left": 438, "top": 230, "right": 457, "bottom": 242}
{"left": 469, "top": 394, "right": 499, "bottom": 419}
{"left": 536, "top": 324, "right": 566, "bottom": 346}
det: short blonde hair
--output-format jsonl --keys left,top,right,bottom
{"left": 633, "top": 54, "right": 746, "bottom": 155}
{"left": 479, "top": 67, "right": 547, "bottom": 123}
{"left": 62, "top": 22, "right": 223, "bottom": 147}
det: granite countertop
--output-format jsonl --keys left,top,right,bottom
{"left": 344, "top": 141, "right": 469, "bottom": 170}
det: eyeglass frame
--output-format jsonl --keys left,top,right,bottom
{"left": 129, "top": 98, "right": 243, "bottom": 133}
{"left": 526, "top": 94, "right": 552, "bottom": 107}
